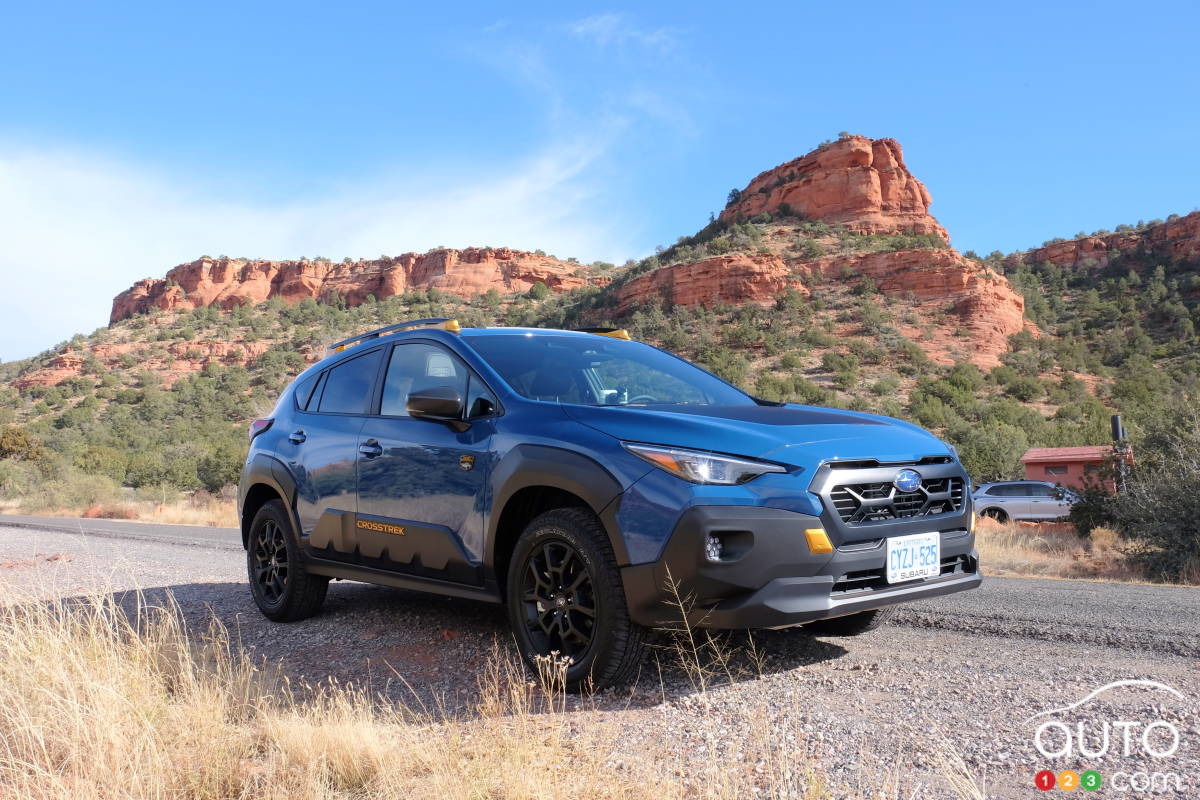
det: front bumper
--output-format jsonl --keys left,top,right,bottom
{"left": 621, "top": 505, "right": 980, "bottom": 629}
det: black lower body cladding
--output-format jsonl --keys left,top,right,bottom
{"left": 620, "top": 505, "right": 980, "bottom": 629}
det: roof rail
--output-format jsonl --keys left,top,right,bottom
{"left": 325, "top": 318, "right": 461, "bottom": 355}
{"left": 575, "top": 327, "right": 632, "bottom": 340}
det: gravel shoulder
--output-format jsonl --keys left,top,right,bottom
{"left": 2, "top": 517, "right": 1197, "bottom": 798}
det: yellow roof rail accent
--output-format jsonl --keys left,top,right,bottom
{"left": 325, "top": 318, "right": 461, "bottom": 356}
{"left": 577, "top": 327, "right": 632, "bottom": 340}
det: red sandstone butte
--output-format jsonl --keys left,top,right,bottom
{"left": 721, "top": 135, "right": 949, "bottom": 240}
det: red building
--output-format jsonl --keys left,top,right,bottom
{"left": 1020, "top": 445, "right": 1126, "bottom": 492}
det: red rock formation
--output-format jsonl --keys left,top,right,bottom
{"left": 614, "top": 254, "right": 801, "bottom": 314}
{"left": 618, "top": 137, "right": 1032, "bottom": 367}
{"left": 1010, "top": 211, "right": 1200, "bottom": 270}
{"left": 807, "top": 250, "right": 1032, "bottom": 367}
{"left": 15, "top": 339, "right": 280, "bottom": 390}
{"left": 721, "top": 136, "right": 948, "bottom": 241}
{"left": 13, "top": 352, "right": 87, "bottom": 389}
{"left": 111, "top": 248, "right": 592, "bottom": 323}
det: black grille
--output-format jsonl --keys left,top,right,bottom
{"left": 830, "top": 476, "right": 965, "bottom": 524}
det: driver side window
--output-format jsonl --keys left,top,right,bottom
{"left": 380, "top": 343, "right": 468, "bottom": 417}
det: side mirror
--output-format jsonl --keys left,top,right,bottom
{"left": 407, "top": 386, "right": 467, "bottom": 431}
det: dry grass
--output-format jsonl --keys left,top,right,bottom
{"left": 0, "top": 591, "right": 676, "bottom": 800}
{"left": 974, "top": 517, "right": 1147, "bottom": 582}
{"left": 0, "top": 589, "right": 992, "bottom": 800}
{"left": 0, "top": 495, "right": 238, "bottom": 529}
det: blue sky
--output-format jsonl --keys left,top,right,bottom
{"left": 1, "top": 1, "right": 1198, "bottom": 360}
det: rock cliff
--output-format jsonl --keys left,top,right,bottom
{"left": 1009, "top": 211, "right": 1200, "bottom": 270}
{"left": 111, "top": 248, "right": 591, "bottom": 323}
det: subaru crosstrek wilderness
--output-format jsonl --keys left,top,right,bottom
{"left": 239, "top": 319, "right": 980, "bottom": 688}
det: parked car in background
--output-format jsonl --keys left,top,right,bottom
{"left": 972, "top": 480, "right": 1077, "bottom": 523}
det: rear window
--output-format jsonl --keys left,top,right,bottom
{"left": 293, "top": 373, "right": 320, "bottom": 410}
{"left": 317, "top": 350, "right": 382, "bottom": 414}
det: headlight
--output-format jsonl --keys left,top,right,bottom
{"left": 623, "top": 443, "right": 787, "bottom": 485}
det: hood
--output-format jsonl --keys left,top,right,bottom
{"left": 563, "top": 403, "right": 952, "bottom": 466}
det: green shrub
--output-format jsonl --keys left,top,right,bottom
{"left": 952, "top": 421, "right": 1029, "bottom": 482}
{"left": 18, "top": 469, "right": 122, "bottom": 512}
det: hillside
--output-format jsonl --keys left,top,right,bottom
{"left": 1, "top": 133, "right": 1198, "bottom": 514}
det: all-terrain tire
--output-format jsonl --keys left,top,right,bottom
{"left": 506, "top": 507, "right": 647, "bottom": 691}
{"left": 806, "top": 606, "right": 898, "bottom": 636}
{"left": 247, "top": 499, "right": 329, "bottom": 622}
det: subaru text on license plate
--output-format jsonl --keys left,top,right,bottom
{"left": 886, "top": 532, "right": 940, "bottom": 583}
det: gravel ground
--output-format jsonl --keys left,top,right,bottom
{"left": 1, "top": 517, "right": 1197, "bottom": 798}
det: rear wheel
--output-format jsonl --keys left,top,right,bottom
{"left": 806, "top": 606, "right": 897, "bottom": 636}
{"left": 247, "top": 499, "right": 329, "bottom": 622}
{"left": 981, "top": 507, "right": 1008, "bottom": 523}
{"left": 506, "top": 507, "right": 646, "bottom": 691}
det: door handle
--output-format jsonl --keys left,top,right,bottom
{"left": 358, "top": 441, "right": 383, "bottom": 458}
{"left": 289, "top": 430, "right": 307, "bottom": 444}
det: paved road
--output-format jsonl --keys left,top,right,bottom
{"left": 1, "top": 515, "right": 1197, "bottom": 798}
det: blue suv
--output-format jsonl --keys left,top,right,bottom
{"left": 239, "top": 319, "right": 980, "bottom": 688}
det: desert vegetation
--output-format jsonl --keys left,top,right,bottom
{"left": 1068, "top": 403, "right": 1200, "bottom": 583}
{"left": 0, "top": 588, "right": 996, "bottom": 799}
{"left": 1, "top": 209, "right": 1198, "bottom": 555}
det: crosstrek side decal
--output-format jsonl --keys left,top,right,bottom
{"left": 356, "top": 518, "right": 407, "bottom": 536}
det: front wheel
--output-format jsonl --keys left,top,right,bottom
{"left": 980, "top": 507, "right": 1008, "bottom": 523}
{"left": 247, "top": 499, "right": 329, "bottom": 622}
{"left": 506, "top": 507, "right": 646, "bottom": 691}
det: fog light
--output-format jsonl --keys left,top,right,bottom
{"left": 804, "top": 527, "right": 833, "bottom": 555}
{"left": 704, "top": 533, "right": 723, "bottom": 562}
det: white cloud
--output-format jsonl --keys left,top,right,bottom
{"left": 568, "top": 13, "right": 679, "bottom": 56}
{"left": 0, "top": 138, "right": 636, "bottom": 361}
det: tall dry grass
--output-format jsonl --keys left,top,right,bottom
{"left": 0, "top": 589, "right": 990, "bottom": 799}
{"left": 973, "top": 517, "right": 1146, "bottom": 582}
{"left": 0, "top": 591, "right": 676, "bottom": 800}
{"left": 0, "top": 493, "right": 238, "bottom": 528}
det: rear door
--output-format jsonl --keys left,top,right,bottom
{"left": 283, "top": 348, "right": 383, "bottom": 552}
{"left": 353, "top": 341, "right": 499, "bottom": 585}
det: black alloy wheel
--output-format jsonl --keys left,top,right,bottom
{"left": 246, "top": 499, "right": 329, "bottom": 622}
{"left": 251, "top": 518, "right": 289, "bottom": 604}
{"left": 505, "top": 507, "right": 646, "bottom": 690}
{"left": 521, "top": 539, "right": 598, "bottom": 663}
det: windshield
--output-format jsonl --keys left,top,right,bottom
{"left": 466, "top": 333, "right": 755, "bottom": 406}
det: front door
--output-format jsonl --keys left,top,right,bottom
{"left": 355, "top": 341, "right": 497, "bottom": 585}
{"left": 1026, "top": 483, "right": 1061, "bottom": 520}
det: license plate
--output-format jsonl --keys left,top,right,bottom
{"left": 886, "top": 532, "right": 941, "bottom": 583}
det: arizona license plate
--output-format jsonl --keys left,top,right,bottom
{"left": 885, "top": 532, "right": 940, "bottom": 583}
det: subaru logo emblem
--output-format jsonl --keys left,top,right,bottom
{"left": 894, "top": 469, "right": 922, "bottom": 493}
